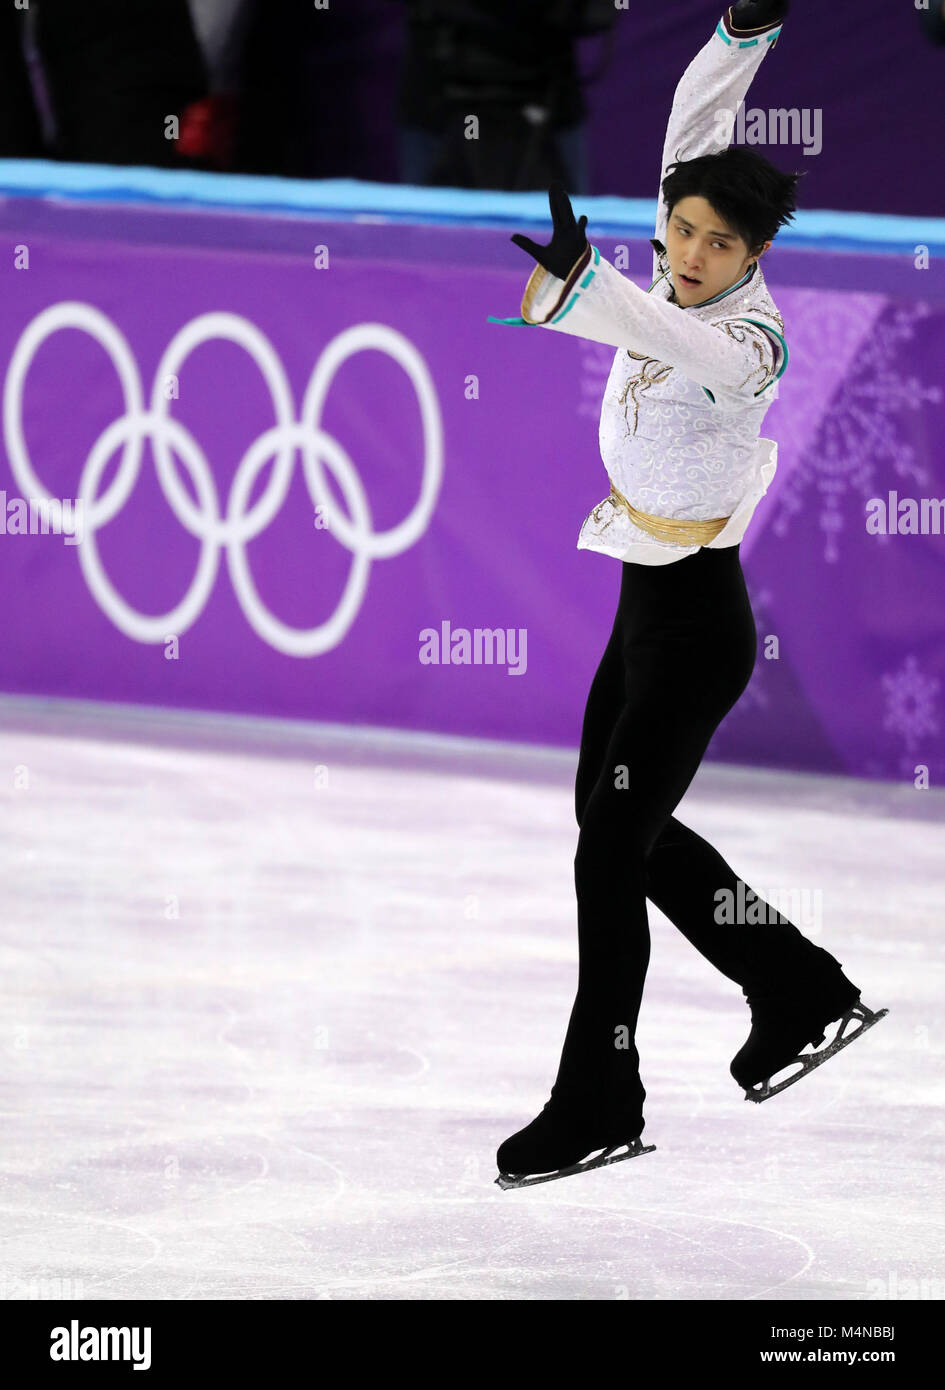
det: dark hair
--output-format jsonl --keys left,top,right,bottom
{"left": 661, "top": 145, "right": 805, "bottom": 256}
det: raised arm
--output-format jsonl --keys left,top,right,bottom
{"left": 652, "top": 3, "right": 788, "bottom": 279}
{"left": 487, "top": 4, "right": 789, "bottom": 401}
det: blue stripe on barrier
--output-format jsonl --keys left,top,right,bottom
{"left": 0, "top": 159, "right": 943, "bottom": 257}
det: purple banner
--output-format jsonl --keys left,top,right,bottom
{"left": 1, "top": 199, "right": 944, "bottom": 783}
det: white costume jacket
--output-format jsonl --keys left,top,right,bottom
{"left": 491, "top": 8, "right": 789, "bottom": 565}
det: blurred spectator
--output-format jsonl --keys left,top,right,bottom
{"left": 177, "top": 0, "right": 255, "bottom": 170}
{"left": 0, "top": 2, "right": 46, "bottom": 159}
{"left": 390, "top": 0, "right": 617, "bottom": 192}
{"left": 918, "top": 0, "right": 945, "bottom": 44}
{"left": 0, "top": 0, "right": 211, "bottom": 168}
{"left": 231, "top": 0, "right": 365, "bottom": 179}
{"left": 0, "top": 0, "right": 369, "bottom": 182}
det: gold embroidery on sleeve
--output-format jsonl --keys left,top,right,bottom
{"left": 617, "top": 350, "right": 674, "bottom": 437}
{"left": 719, "top": 321, "right": 778, "bottom": 394}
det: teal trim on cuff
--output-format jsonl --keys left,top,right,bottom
{"left": 716, "top": 17, "right": 782, "bottom": 48}
{"left": 738, "top": 316, "right": 790, "bottom": 388}
{"left": 701, "top": 319, "right": 787, "bottom": 402}
{"left": 548, "top": 243, "right": 600, "bottom": 325}
{"left": 550, "top": 294, "right": 580, "bottom": 325}
{"left": 487, "top": 315, "right": 533, "bottom": 325}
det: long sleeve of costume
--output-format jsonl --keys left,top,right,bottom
{"left": 512, "top": 8, "right": 785, "bottom": 401}
{"left": 650, "top": 5, "right": 785, "bottom": 278}
{"left": 521, "top": 243, "right": 780, "bottom": 400}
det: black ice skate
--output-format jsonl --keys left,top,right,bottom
{"left": 495, "top": 1138, "right": 656, "bottom": 1190}
{"left": 495, "top": 1088, "right": 655, "bottom": 1189}
{"left": 731, "top": 975, "right": 888, "bottom": 1103}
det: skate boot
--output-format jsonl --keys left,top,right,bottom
{"left": 495, "top": 1083, "right": 655, "bottom": 1189}
{"left": 731, "top": 966, "right": 888, "bottom": 1102}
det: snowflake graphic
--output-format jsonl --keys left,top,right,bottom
{"left": 881, "top": 652, "right": 941, "bottom": 776}
{"left": 772, "top": 302, "right": 942, "bottom": 563}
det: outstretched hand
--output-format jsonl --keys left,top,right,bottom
{"left": 511, "top": 180, "right": 589, "bottom": 282}
{"left": 729, "top": 0, "right": 790, "bottom": 30}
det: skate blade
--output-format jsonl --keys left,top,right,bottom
{"left": 495, "top": 1137, "right": 656, "bottom": 1190}
{"left": 743, "top": 1002, "right": 889, "bottom": 1103}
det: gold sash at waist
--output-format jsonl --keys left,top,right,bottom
{"left": 604, "top": 482, "right": 731, "bottom": 546}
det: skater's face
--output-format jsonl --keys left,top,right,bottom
{"left": 665, "top": 197, "right": 771, "bottom": 308}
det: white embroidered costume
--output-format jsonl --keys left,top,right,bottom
{"left": 494, "top": 9, "right": 789, "bottom": 566}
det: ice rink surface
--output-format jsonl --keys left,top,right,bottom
{"left": 1, "top": 694, "right": 942, "bottom": 1301}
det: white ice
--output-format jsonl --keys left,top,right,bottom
{"left": 0, "top": 693, "right": 942, "bottom": 1301}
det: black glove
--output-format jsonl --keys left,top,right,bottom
{"left": 510, "top": 180, "right": 589, "bottom": 282}
{"left": 729, "top": 0, "right": 790, "bottom": 30}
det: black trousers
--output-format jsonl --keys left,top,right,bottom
{"left": 558, "top": 543, "right": 841, "bottom": 1125}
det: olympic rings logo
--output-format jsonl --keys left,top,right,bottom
{"left": 3, "top": 303, "right": 443, "bottom": 655}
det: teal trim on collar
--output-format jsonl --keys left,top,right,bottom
{"left": 487, "top": 315, "right": 532, "bottom": 325}
{"left": 701, "top": 386, "right": 716, "bottom": 404}
{"left": 689, "top": 263, "right": 754, "bottom": 308}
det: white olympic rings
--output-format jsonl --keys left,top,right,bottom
{"left": 2, "top": 303, "right": 443, "bottom": 655}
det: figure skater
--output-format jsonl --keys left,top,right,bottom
{"left": 488, "top": 0, "right": 887, "bottom": 1189}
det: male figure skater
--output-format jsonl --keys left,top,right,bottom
{"left": 489, "top": 0, "right": 887, "bottom": 1189}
